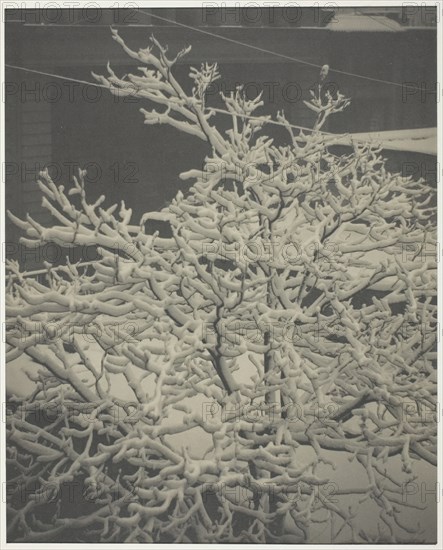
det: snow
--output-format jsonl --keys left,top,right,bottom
{"left": 331, "top": 127, "right": 437, "bottom": 156}
{"left": 4, "top": 31, "right": 437, "bottom": 542}
{"left": 6, "top": 351, "right": 438, "bottom": 542}
{"left": 327, "top": 14, "right": 404, "bottom": 33}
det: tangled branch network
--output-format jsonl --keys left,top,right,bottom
{"left": 5, "top": 29, "right": 437, "bottom": 543}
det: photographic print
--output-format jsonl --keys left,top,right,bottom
{"left": 1, "top": 1, "right": 440, "bottom": 546}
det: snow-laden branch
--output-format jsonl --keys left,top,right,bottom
{"left": 5, "top": 31, "right": 436, "bottom": 544}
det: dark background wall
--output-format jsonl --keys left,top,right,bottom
{"left": 4, "top": 7, "right": 437, "bottom": 271}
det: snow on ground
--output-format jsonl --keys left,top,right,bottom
{"left": 6, "top": 349, "right": 437, "bottom": 542}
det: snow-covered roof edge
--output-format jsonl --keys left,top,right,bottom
{"left": 329, "top": 128, "right": 437, "bottom": 156}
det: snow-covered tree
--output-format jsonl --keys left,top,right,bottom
{"left": 5, "top": 30, "right": 437, "bottom": 543}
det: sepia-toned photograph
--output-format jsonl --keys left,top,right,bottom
{"left": 1, "top": 1, "right": 440, "bottom": 546}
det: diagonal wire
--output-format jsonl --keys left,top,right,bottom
{"left": 134, "top": 8, "right": 420, "bottom": 92}
{"left": 4, "top": 63, "right": 337, "bottom": 135}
